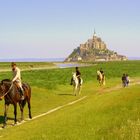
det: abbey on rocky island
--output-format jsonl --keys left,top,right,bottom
{"left": 65, "top": 31, "right": 127, "bottom": 62}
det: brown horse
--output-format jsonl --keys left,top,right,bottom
{"left": 0, "top": 79, "right": 32, "bottom": 128}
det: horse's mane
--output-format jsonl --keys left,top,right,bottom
{"left": 1, "top": 79, "right": 11, "bottom": 85}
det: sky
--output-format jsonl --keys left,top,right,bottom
{"left": 0, "top": 0, "right": 140, "bottom": 59}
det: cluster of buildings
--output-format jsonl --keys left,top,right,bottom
{"left": 65, "top": 31, "right": 127, "bottom": 62}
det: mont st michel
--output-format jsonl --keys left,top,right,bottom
{"left": 65, "top": 31, "right": 127, "bottom": 62}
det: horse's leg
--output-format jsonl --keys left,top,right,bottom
{"left": 19, "top": 103, "right": 24, "bottom": 121}
{"left": 73, "top": 83, "right": 75, "bottom": 95}
{"left": 103, "top": 77, "right": 105, "bottom": 85}
{"left": 77, "top": 86, "right": 80, "bottom": 95}
{"left": 3, "top": 104, "right": 9, "bottom": 128}
{"left": 77, "top": 86, "right": 79, "bottom": 95}
{"left": 75, "top": 84, "right": 78, "bottom": 96}
{"left": 13, "top": 104, "right": 17, "bottom": 124}
{"left": 98, "top": 79, "right": 100, "bottom": 86}
{"left": 73, "top": 85, "right": 77, "bottom": 96}
{"left": 73, "top": 86, "right": 76, "bottom": 96}
{"left": 104, "top": 80, "right": 106, "bottom": 85}
{"left": 78, "top": 85, "right": 82, "bottom": 95}
{"left": 101, "top": 79, "right": 103, "bottom": 86}
{"left": 99, "top": 80, "right": 101, "bottom": 86}
{"left": 27, "top": 99, "right": 32, "bottom": 119}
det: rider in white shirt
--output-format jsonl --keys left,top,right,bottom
{"left": 11, "top": 62, "right": 24, "bottom": 100}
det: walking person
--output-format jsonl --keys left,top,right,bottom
{"left": 126, "top": 74, "right": 130, "bottom": 86}
{"left": 122, "top": 73, "right": 126, "bottom": 87}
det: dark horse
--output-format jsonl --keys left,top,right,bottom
{"left": 0, "top": 79, "right": 32, "bottom": 128}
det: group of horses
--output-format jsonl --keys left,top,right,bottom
{"left": 0, "top": 70, "right": 105, "bottom": 128}
{"left": 72, "top": 70, "right": 105, "bottom": 95}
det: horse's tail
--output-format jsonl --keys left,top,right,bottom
{"left": 22, "top": 82, "right": 32, "bottom": 118}
{"left": 23, "top": 83, "right": 31, "bottom": 98}
{"left": 21, "top": 83, "right": 31, "bottom": 108}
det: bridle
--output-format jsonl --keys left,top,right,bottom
{"left": 0, "top": 83, "right": 13, "bottom": 99}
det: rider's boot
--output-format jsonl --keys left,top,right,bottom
{"left": 19, "top": 88, "right": 24, "bottom": 100}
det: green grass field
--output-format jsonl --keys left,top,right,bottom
{"left": 0, "top": 61, "right": 140, "bottom": 140}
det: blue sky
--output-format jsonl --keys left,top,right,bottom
{"left": 0, "top": 0, "right": 140, "bottom": 59}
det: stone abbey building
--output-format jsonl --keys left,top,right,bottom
{"left": 65, "top": 31, "right": 127, "bottom": 62}
{"left": 80, "top": 31, "right": 106, "bottom": 51}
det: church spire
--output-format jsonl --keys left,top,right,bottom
{"left": 93, "top": 29, "right": 96, "bottom": 38}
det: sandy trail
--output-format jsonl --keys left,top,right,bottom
{"left": 0, "top": 96, "right": 87, "bottom": 130}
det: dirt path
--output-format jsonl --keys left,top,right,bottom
{"left": 98, "top": 79, "right": 140, "bottom": 93}
{"left": 0, "top": 96, "right": 87, "bottom": 130}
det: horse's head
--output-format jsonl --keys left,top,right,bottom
{"left": 97, "top": 71, "right": 101, "bottom": 75}
{"left": 72, "top": 72, "right": 77, "bottom": 79}
{"left": 0, "top": 79, "right": 12, "bottom": 98}
{"left": 0, "top": 82, "right": 6, "bottom": 98}
{"left": 1, "top": 79, "right": 11, "bottom": 86}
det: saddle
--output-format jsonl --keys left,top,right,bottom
{"left": 13, "top": 82, "right": 26, "bottom": 91}
{"left": 78, "top": 77, "right": 81, "bottom": 85}
{"left": 70, "top": 77, "right": 82, "bottom": 85}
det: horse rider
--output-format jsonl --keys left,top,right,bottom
{"left": 76, "top": 67, "right": 81, "bottom": 84}
{"left": 122, "top": 73, "right": 126, "bottom": 87}
{"left": 100, "top": 68, "right": 105, "bottom": 78}
{"left": 11, "top": 62, "right": 24, "bottom": 100}
{"left": 70, "top": 67, "right": 81, "bottom": 85}
{"left": 126, "top": 74, "right": 130, "bottom": 86}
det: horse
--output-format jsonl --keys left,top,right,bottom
{"left": 0, "top": 79, "right": 32, "bottom": 128}
{"left": 97, "top": 71, "right": 105, "bottom": 86}
{"left": 71, "top": 72, "right": 83, "bottom": 96}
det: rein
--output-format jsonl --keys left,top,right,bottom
{"left": 0, "top": 83, "right": 13, "bottom": 99}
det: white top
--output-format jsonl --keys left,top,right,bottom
{"left": 12, "top": 67, "right": 21, "bottom": 83}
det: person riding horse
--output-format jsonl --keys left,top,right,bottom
{"left": 100, "top": 68, "right": 105, "bottom": 79}
{"left": 97, "top": 68, "right": 104, "bottom": 81}
{"left": 76, "top": 67, "right": 81, "bottom": 85}
{"left": 97, "top": 68, "right": 106, "bottom": 86}
{"left": 11, "top": 62, "right": 24, "bottom": 100}
{"left": 70, "top": 67, "right": 81, "bottom": 85}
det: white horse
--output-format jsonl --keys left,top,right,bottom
{"left": 97, "top": 71, "right": 105, "bottom": 86}
{"left": 72, "top": 72, "right": 83, "bottom": 96}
